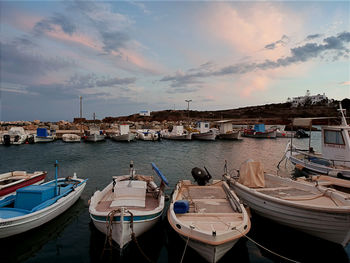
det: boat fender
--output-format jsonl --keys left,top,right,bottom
{"left": 174, "top": 200, "right": 189, "bottom": 214}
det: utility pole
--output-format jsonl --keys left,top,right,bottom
{"left": 80, "top": 96, "right": 83, "bottom": 119}
{"left": 185, "top": 99, "right": 192, "bottom": 120}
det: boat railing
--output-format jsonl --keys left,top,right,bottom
{"left": 292, "top": 147, "right": 350, "bottom": 166}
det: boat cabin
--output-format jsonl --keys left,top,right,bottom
{"left": 322, "top": 125, "right": 350, "bottom": 166}
{"left": 119, "top": 124, "right": 130, "bottom": 135}
{"left": 196, "top": 122, "right": 210, "bottom": 133}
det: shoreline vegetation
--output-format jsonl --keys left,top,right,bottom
{"left": 1, "top": 100, "right": 349, "bottom": 135}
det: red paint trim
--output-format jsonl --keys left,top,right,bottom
{"left": 0, "top": 173, "right": 47, "bottom": 196}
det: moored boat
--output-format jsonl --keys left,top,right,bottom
{"left": 0, "top": 171, "right": 47, "bottom": 205}
{"left": 225, "top": 160, "right": 350, "bottom": 246}
{"left": 168, "top": 168, "right": 250, "bottom": 263}
{"left": 34, "top": 128, "right": 55, "bottom": 143}
{"left": 242, "top": 124, "right": 276, "bottom": 138}
{"left": 162, "top": 126, "right": 192, "bottom": 140}
{"left": 0, "top": 162, "right": 87, "bottom": 238}
{"left": 84, "top": 129, "right": 105, "bottom": 142}
{"left": 136, "top": 129, "right": 160, "bottom": 141}
{"left": 62, "top": 134, "right": 81, "bottom": 143}
{"left": 110, "top": 124, "right": 136, "bottom": 142}
{"left": 89, "top": 162, "right": 168, "bottom": 249}
{"left": 192, "top": 122, "right": 217, "bottom": 141}
{"left": 282, "top": 103, "right": 350, "bottom": 179}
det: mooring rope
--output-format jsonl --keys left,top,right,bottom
{"left": 101, "top": 209, "right": 121, "bottom": 260}
{"left": 235, "top": 227, "right": 301, "bottom": 263}
{"left": 179, "top": 236, "right": 190, "bottom": 263}
{"left": 128, "top": 209, "right": 155, "bottom": 263}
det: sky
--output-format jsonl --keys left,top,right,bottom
{"left": 0, "top": 1, "right": 349, "bottom": 121}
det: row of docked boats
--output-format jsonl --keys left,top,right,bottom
{"left": 1, "top": 157, "right": 350, "bottom": 262}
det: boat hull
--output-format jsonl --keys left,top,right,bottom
{"left": 34, "top": 136, "right": 54, "bottom": 143}
{"left": 0, "top": 173, "right": 47, "bottom": 197}
{"left": 163, "top": 133, "right": 192, "bottom": 140}
{"left": 192, "top": 132, "right": 216, "bottom": 141}
{"left": 286, "top": 150, "right": 350, "bottom": 179}
{"left": 111, "top": 133, "right": 136, "bottom": 142}
{"left": 0, "top": 179, "right": 86, "bottom": 238}
{"left": 85, "top": 134, "right": 105, "bottom": 142}
{"left": 242, "top": 130, "right": 276, "bottom": 138}
{"left": 228, "top": 179, "right": 350, "bottom": 246}
{"left": 90, "top": 210, "right": 162, "bottom": 248}
{"left": 218, "top": 131, "right": 240, "bottom": 140}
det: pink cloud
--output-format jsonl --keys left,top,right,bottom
{"left": 199, "top": 3, "right": 304, "bottom": 60}
{"left": 6, "top": 11, "right": 42, "bottom": 31}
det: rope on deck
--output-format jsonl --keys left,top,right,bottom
{"left": 235, "top": 227, "right": 301, "bottom": 263}
{"left": 179, "top": 236, "right": 190, "bottom": 263}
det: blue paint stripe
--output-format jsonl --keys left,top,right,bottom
{"left": 91, "top": 211, "right": 162, "bottom": 222}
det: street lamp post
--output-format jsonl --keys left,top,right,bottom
{"left": 185, "top": 99, "right": 192, "bottom": 121}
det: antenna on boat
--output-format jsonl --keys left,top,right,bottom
{"left": 130, "top": 160, "right": 134, "bottom": 180}
{"left": 338, "top": 102, "right": 348, "bottom": 126}
{"left": 54, "top": 160, "right": 58, "bottom": 196}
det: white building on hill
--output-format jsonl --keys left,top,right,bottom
{"left": 287, "top": 90, "right": 328, "bottom": 107}
{"left": 139, "top": 110, "right": 151, "bottom": 116}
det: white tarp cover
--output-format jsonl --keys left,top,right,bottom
{"left": 111, "top": 180, "right": 146, "bottom": 207}
{"left": 238, "top": 160, "right": 265, "bottom": 188}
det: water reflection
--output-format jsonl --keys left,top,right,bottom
{"left": 249, "top": 212, "right": 349, "bottom": 263}
{"left": 0, "top": 199, "right": 85, "bottom": 263}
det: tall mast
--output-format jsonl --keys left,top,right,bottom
{"left": 338, "top": 102, "right": 348, "bottom": 126}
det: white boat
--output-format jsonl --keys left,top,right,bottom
{"left": 34, "top": 128, "right": 55, "bottom": 143}
{"left": 110, "top": 124, "right": 136, "bottom": 142}
{"left": 192, "top": 122, "right": 216, "bottom": 141}
{"left": 136, "top": 129, "right": 159, "bottom": 141}
{"left": 2, "top": 127, "right": 28, "bottom": 145}
{"left": 168, "top": 179, "right": 250, "bottom": 263}
{"left": 162, "top": 126, "right": 192, "bottom": 140}
{"left": 62, "top": 134, "right": 81, "bottom": 143}
{"left": 282, "top": 103, "right": 350, "bottom": 179}
{"left": 89, "top": 162, "right": 168, "bottom": 249}
{"left": 84, "top": 129, "right": 105, "bottom": 142}
{"left": 216, "top": 120, "right": 241, "bottom": 140}
{"left": 0, "top": 164, "right": 87, "bottom": 238}
{"left": 225, "top": 160, "right": 350, "bottom": 246}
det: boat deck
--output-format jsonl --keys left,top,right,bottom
{"left": 177, "top": 185, "right": 244, "bottom": 232}
{"left": 95, "top": 191, "right": 159, "bottom": 212}
{"left": 255, "top": 176, "right": 347, "bottom": 207}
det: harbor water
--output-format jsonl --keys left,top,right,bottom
{"left": 0, "top": 134, "right": 349, "bottom": 263}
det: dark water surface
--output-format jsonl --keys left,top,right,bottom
{"left": 0, "top": 135, "right": 349, "bottom": 263}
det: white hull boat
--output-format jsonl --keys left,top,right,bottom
{"left": 34, "top": 135, "right": 55, "bottom": 143}
{"left": 111, "top": 133, "right": 136, "bottom": 142}
{"left": 168, "top": 180, "right": 250, "bottom": 263}
{"left": 85, "top": 133, "right": 105, "bottom": 142}
{"left": 136, "top": 130, "right": 159, "bottom": 141}
{"left": 192, "top": 131, "right": 216, "bottom": 141}
{"left": 0, "top": 172, "right": 87, "bottom": 238}
{"left": 2, "top": 127, "right": 28, "bottom": 145}
{"left": 89, "top": 162, "right": 168, "bottom": 249}
{"left": 62, "top": 134, "right": 81, "bottom": 143}
{"left": 281, "top": 104, "right": 350, "bottom": 179}
{"left": 225, "top": 160, "right": 350, "bottom": 246}
{"left": 218, "top": 131, "right": 241, "bottom": 140}
{"left": 163, "top": 133, "right": 192, "bottom": 140}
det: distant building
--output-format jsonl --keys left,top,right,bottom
{"left": 287, "top": 90, "right": 328, "bottom": 107}
{"left": 139, "top": 110, "right": 151, "bottom": 116}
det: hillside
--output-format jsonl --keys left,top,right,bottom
{"left": 103, "top": 100, "right": 349, "bottom": 125}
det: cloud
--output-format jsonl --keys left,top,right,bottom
{"left": 34, "top": 13, "right": 76, "bottom": 35}
{"left": 264, "top": 35, "right": 289, "bottom": 50}
{"left": 100, "top": 31, "right": 129, "bottom": 52}
{"left": 0, "top": 41, "right": 74, "bottom": 78}
{"left": 160, "top": 32, "right": 350, "bottom": 88}
{"left": 305, "top": 34, "right": 322, "bottom": 41}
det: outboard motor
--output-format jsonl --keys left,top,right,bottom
{"left": 3, "top": 135, "right": 11, "bottom": 146}
{"left": 27, "top": 135, "right": 35, "bottom": 144}
{"left": 191, "top": 167, "right": 212, "bottom": 186}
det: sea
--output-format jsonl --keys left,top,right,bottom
{"left": 0, "top": 133, "right": 349, "bottom": 263}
